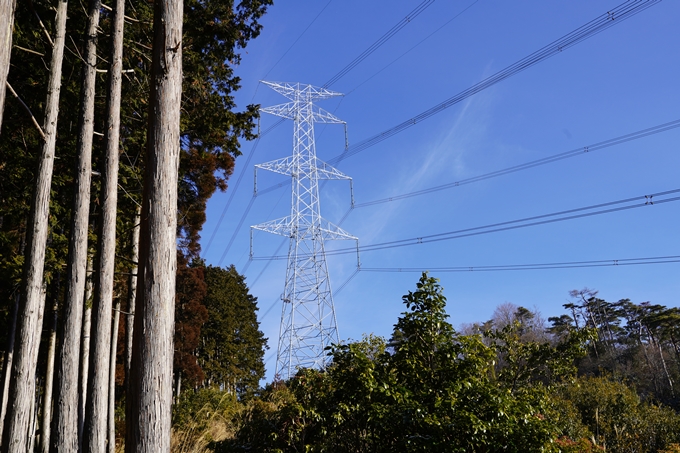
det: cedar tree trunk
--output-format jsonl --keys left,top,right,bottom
{"left": 125, "top": 208, "right": 140, "bottom": 391}
{"left": 1, "top": 0, "right": 68, "bottom": 450}
{"left": 125, "top": 0, "right": 183, "bottom": 449}
{"left": 39, "top": 293, "right": 59, "bottom": 453}
{"left": 78, "top": 259, "right": 93, "bottom": 451}
{"left": 52, "top": 0, "right": 100, "bottom": 449}
{"left": 103, "top": 0, "right": 126, "bottom": 449}
{"left": 0, "top": 0, "right": 17, "bottom": 132}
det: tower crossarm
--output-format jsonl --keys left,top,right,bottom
{"left": 255, "top": 156, "right": 295, "bottom": 177}
{"left": 316, "top": 217, "right": 357, "bottom": 241}
{"left": 260, "top": 102, "right": 345, "bottom": 125}
{"left": 255, "top": 156, "right": 350, "bottom": 181}
{"left": 251, "top": 216, "right": 356, "bottom": 242}
{"left": 316, "top": 158, "right": 351, "bottom": 180}
{"left": 251, "top": 216, "right": 293, "bottom": 238}
{"left": 260, "top": 80, "right": 343, "bottom": 101}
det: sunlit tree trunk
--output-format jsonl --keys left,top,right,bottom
{"left": 107, "top": 301, "right": 120, "bottom": 453}
{"left": 0, "top": 0, "right": 18, "bottom": 132}
{"left": 125, "top": 208, "right": 140, "bottom": 391}
{"left": 52, "top": 0, "right": 100, "bottom": 448}
{"left": 0, "top": 291, "right": 20, "bottom": 443}
{"left": 78, "top": 257, "right": 93, "bottom": 451}
{"left": 126, "top": 0, "right": 183, "bottom": 448}
{"left": 0, "top": 231, "right": 24, "bottom": 442}
{"left": 1, "top": 0, "right": 68, "bottom": 449}
{"left": 83, "top": 0, "right": 123, "bottom": 448}
{"left": 40, "top": 282, "right": 60, "bottom": 453}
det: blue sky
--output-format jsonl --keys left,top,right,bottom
{"left": 200, "top": 0, "right": 680, "bottom": 380}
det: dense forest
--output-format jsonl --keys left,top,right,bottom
{"left": 1, "top": 0, "right": 680, "bottom": 451}
{"left": 0, "top": 0, "right": 271, "bottom": 450}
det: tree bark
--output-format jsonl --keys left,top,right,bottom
{"left": 40, "top": 285, "right": 60, "bottom": 453}
{"left": 126, "top": 0, "right": 183, "bottom": 449}
{"left": 108, "top": 299, "right": 120, "bottom": 453}
{"left": 0, "top": 292, "right": 19, "bottom": 444}
{"left": 0, "top": 232, "right": 24, "bottom": 443}
{"left": 0, "top": 0, "right": 18, "bottom": 132}
{"left": 98, "top": 0, "right": 125, "bottom": 453}
{"left": 1, "top": 0, "right": 68, "bottom": 450}
{"left": 125, "top": 208, "right": 140, "bottom": 392}
{"left": 78, "top": 259, "right": 93, "bottom": 451}
{"left": 52, "top": 0, "right": 100, "bottom": 449}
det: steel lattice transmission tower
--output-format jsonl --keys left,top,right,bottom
{"left": 251, "top": 81, "right": 359, "bottom": 380}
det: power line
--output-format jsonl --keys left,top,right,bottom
{"left": 203, "top": 119, "right": 285, "bottom": 257}
{"left": 258, "top": 264, "right": 360, "bottom": 324}
{"left": 346, "top": 0, "right": 480, "bottom": 95}
{"left": 360, "top": 255, "right": 680, "bottom": 273}
{"left": 251, "top": 238, "right": 287, "bottom": 288}
{"left": 217, "top": 196, "right": 256, "bottom": 266}
{"left": 261, "top": 1, "right": 334, "bottom": 81}
{"left": 251, "top": 188, "right": 680, "bottom": 260}
{"left": 209, "top": 0, "right": 662, "bottom": 269}
{"left": 323, "top": 0, "right": 436, "bottom": 88}
{"left": 334, "top": 267, "right": 360, "bottom": 295}
{"left": 328, "top": 0, "right": 662, "bottom": 166}
{"left": 260, "top": 298, "right": 279, "bottom": 323}
{"left": 208, "top": 1, "right": 444, "bottom": 265}
{"left": 272, "top": 118, "right": 680, "bottom": 226}
{"left": 333, "top": 118, "right": 680, "bottom": 224}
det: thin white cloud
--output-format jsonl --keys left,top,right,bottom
{"left": 358, "top": 86, "right": 496, "bottom": 244}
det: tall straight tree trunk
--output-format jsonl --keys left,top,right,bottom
{"left": 0, "top": 0, "right": 18, "bottom": 132}
{"left": 0, "top": 232, "right": 24, "bottom": 443}
{"left": 126, "top": 0, "right": 183, "bottom": 449}
{"left": 40, "top": 280, "right": 60, "bottom": 453}
{"left": 85, "top": 0, "right": 127, "bottom": 446}
{"left": 1, "top": 0, "right": 68, "bottom": 450}
{"left": 125, "top": 208, "right": 140, "bottom": 391}
{"left": 78, "top": 257, "right": 93, "bottom": 451}
{"left": 52, "top": 0, "right": 100, "bottom": 448}
{"left": 0, "top": 291, "right": 19, "bottom": 444}
{"left": 81, "top": 0, "right": 122, "bottom": 448}
{"left": 107, "top": 300, "right": 120, "bottom": 453}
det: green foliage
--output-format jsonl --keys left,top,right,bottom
{"left": 199, "top": 265, "right": 268, "bottom": 397}
{"left": 554, "top": 376, "right": 680, "bottom": 453}
{"left": 226, "top": 273, "right": 577, "bottom": 453}
{"left": 487, "top": 321, "right": 593, "bottom": 391}
{"left": 214, "top": 275, "right": 680, "bottom": 453}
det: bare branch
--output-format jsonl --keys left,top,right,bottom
{"left": 6, "top": 82, "right": 46, "bottom": 140}
{"left": 99, "top": 3, "right": 144, "bottom": 23}
{"left": 66, "top": 35, "right": 85, "bottom": 63}
{"left": 28, "top": 0, "right": 54, "bottom": 47}
{"left": 13, "top": 45, "right": 45, "bottom": 57}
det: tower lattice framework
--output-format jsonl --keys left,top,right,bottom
{"left": 251, "top": 81, "right": 358, "bottom": 380}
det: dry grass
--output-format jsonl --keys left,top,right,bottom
{"left": 170, "top": 393, "right": 239, "bottom": 453}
